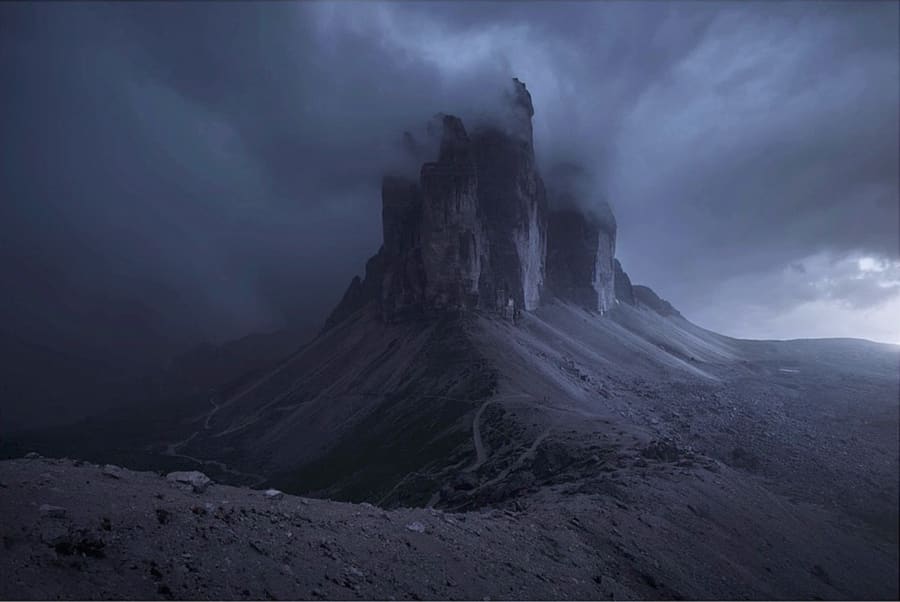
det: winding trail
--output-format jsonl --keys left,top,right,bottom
{"left": 203, "top": 396, "right": 221, "bottom": 430}
{"left": 474, "top": 427, "right": 552, "bottom": 493}
{"left": 161, "top": 396, "right": 267, "bottom": 487}
{"left": 464, "top": 393, "right": 542, "bottom": 473}
{"left": 465, "top": 400, "right": 495, "bottom": 473}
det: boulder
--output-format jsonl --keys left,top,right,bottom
{"left": 39, "top": 504, "right": 67, "bottom": 519}
{"left": 165, "top": 471, "right": 212, "bottom": 493}
{"left": 102, "top": 464, "right": 124, "bottom": 479}
{"left": 405, "top": 521, "right": 426, "bottom": 533}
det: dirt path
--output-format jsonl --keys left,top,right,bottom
{"left": 162, "top": 396, "right": 266, "bottom": 487}
{"left": 202, "top": 396, "right": 220, "bottom": 430}
{"left": 464, "top": 393, "right": 549, "bottom": 474}
{"left": 465, "top": 400, "right": 494, "bottom": 473}
{"left": 475, "top": 427, "right": 552, "bottom": 492}
{"left": 165, "top": 450, "right": 266, "bottom": 487}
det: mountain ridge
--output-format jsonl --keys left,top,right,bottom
{"left": 2, "top": 77, "right": 897, "bottom": 601}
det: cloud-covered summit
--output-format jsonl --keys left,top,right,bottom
{"left": 2, "top": 0, "right": 897, "bottom": 360}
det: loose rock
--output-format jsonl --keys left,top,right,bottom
{"left": 102, "top": 465, "right": 124, "bottom": 479}
{"left": 38, "top": 504, "right": 66, "bottom": 519}
{"left": 165, "top": 471, "right": 212, "bottom": 493}
{"left": 405, "top": 521, "right": 426, "bottom": 533}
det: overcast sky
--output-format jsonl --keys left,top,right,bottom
{"left": 2, "top": 0, "right": 898, "bottom": 360}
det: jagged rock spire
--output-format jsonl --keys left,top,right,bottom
{"left": 323, "top": 78, "right": 633, "bottom": 330}
{"left": 511, "top": 77, "right": 534, "bottom": 117}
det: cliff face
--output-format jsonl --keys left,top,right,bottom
{"left": 380, "top": 176, "right": 426, "bottom": 320}
{"left": 420, "top": 115, "right": 486, "bottom": 311}
{"left": 326, "top": 78, "right": 650, "bottom": 329}
{"left": 546, "top": 207, "right": 616, "bottom": 313}
{"left": 614, "top": 259, "right": 635, "bottom": 306}
{"left": 472, "top": 79, "right": 548, "bottom": 311}
{"left": 633, "top": 285, "right": 682, "bottom": 317}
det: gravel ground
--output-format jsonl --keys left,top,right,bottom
{"left": 1, "top": 453, "right": 896, "bottom": 600}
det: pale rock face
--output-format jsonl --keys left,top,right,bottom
{"left": 592, "top": 228, "right": 616, "bottom": 313}
{"left": 614, "top": 259, "right": 636, "bottom": 306}
{"left": 546, "top": 206, "right": 617, "bottom": 313}
{"left": 472, "top": 80, "right": 548, "bottom": 312}
{"left": 515, "top": 197, "right": 546, "bottom": 311}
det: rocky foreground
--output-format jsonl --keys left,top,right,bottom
{"left": 2, "top": 454, "right": 897, "bottom": 601}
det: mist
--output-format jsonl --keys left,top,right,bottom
{"left": 1, "top": 1, "right": 898, "bottom": 429}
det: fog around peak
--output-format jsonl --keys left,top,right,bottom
{"left": 1, "top": 0, "right": 897, "bottom": 382}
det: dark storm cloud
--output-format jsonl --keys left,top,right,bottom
{"left": 1, "top": 0, "right": 898, "bottom": 364}
{"left": 0, "top": 1, "right": 535, "bottom": 361}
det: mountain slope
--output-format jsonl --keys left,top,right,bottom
{"left": 3, "top": 77, "right": 898, "bottom": 599}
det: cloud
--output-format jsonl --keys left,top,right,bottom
{"left": 1, "top": 0, "right": 897, "bottom": 366}
{"left": 692, "top": 251, "right": 900, "bottom": 344}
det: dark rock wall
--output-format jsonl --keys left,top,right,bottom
{"left": 323, "top": 78, "right": 674, "bottom": 331}
{"left": 546, "top": 208, "right": 616, "bottom": 313}
{"left": 420, "top": 116, "right": 487, "bottom": 311}
{"left": 614, "top": 259, "right": 635, "bottom": 306}
{"left": 381, "top": 176, "right": 426, "bottom": 321}
{"left": 472, "top": 78, "right": 548, "bottom": 311}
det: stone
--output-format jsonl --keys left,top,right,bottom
{"left": 641, "top": 439, "right": 682, "bottom": 462}
{"left": 405, "top": 521, "right": 426, "bottom": 533}
{"left": 166, "top": 471, "right": 212, "bottom": 493}
{"left": 40, "top": 523, "right": 69, "bottom": 546}
{"left": 102, "top": 464, "right": 124, "bottom": 479}
{"left": 39, "top": 504, "right": 67, "bottom": 519}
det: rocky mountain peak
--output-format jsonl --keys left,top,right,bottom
{"left": 511, "top": 77, "right": 535, "bottom": 118}
{"left": 434, "top": 114, "right": 472, "bottom": 166}
{"left": 324, "top": 79, "right": 658, "bottom": 330}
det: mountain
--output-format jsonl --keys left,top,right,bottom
{"left": 2, "top": 453, "right": 896, "bottom": 600}
{"left": 3, "top": 79, "right": 897, "bottom": 599}
{"left": 94, "top": 77, "right": 708, "bottom": 504}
